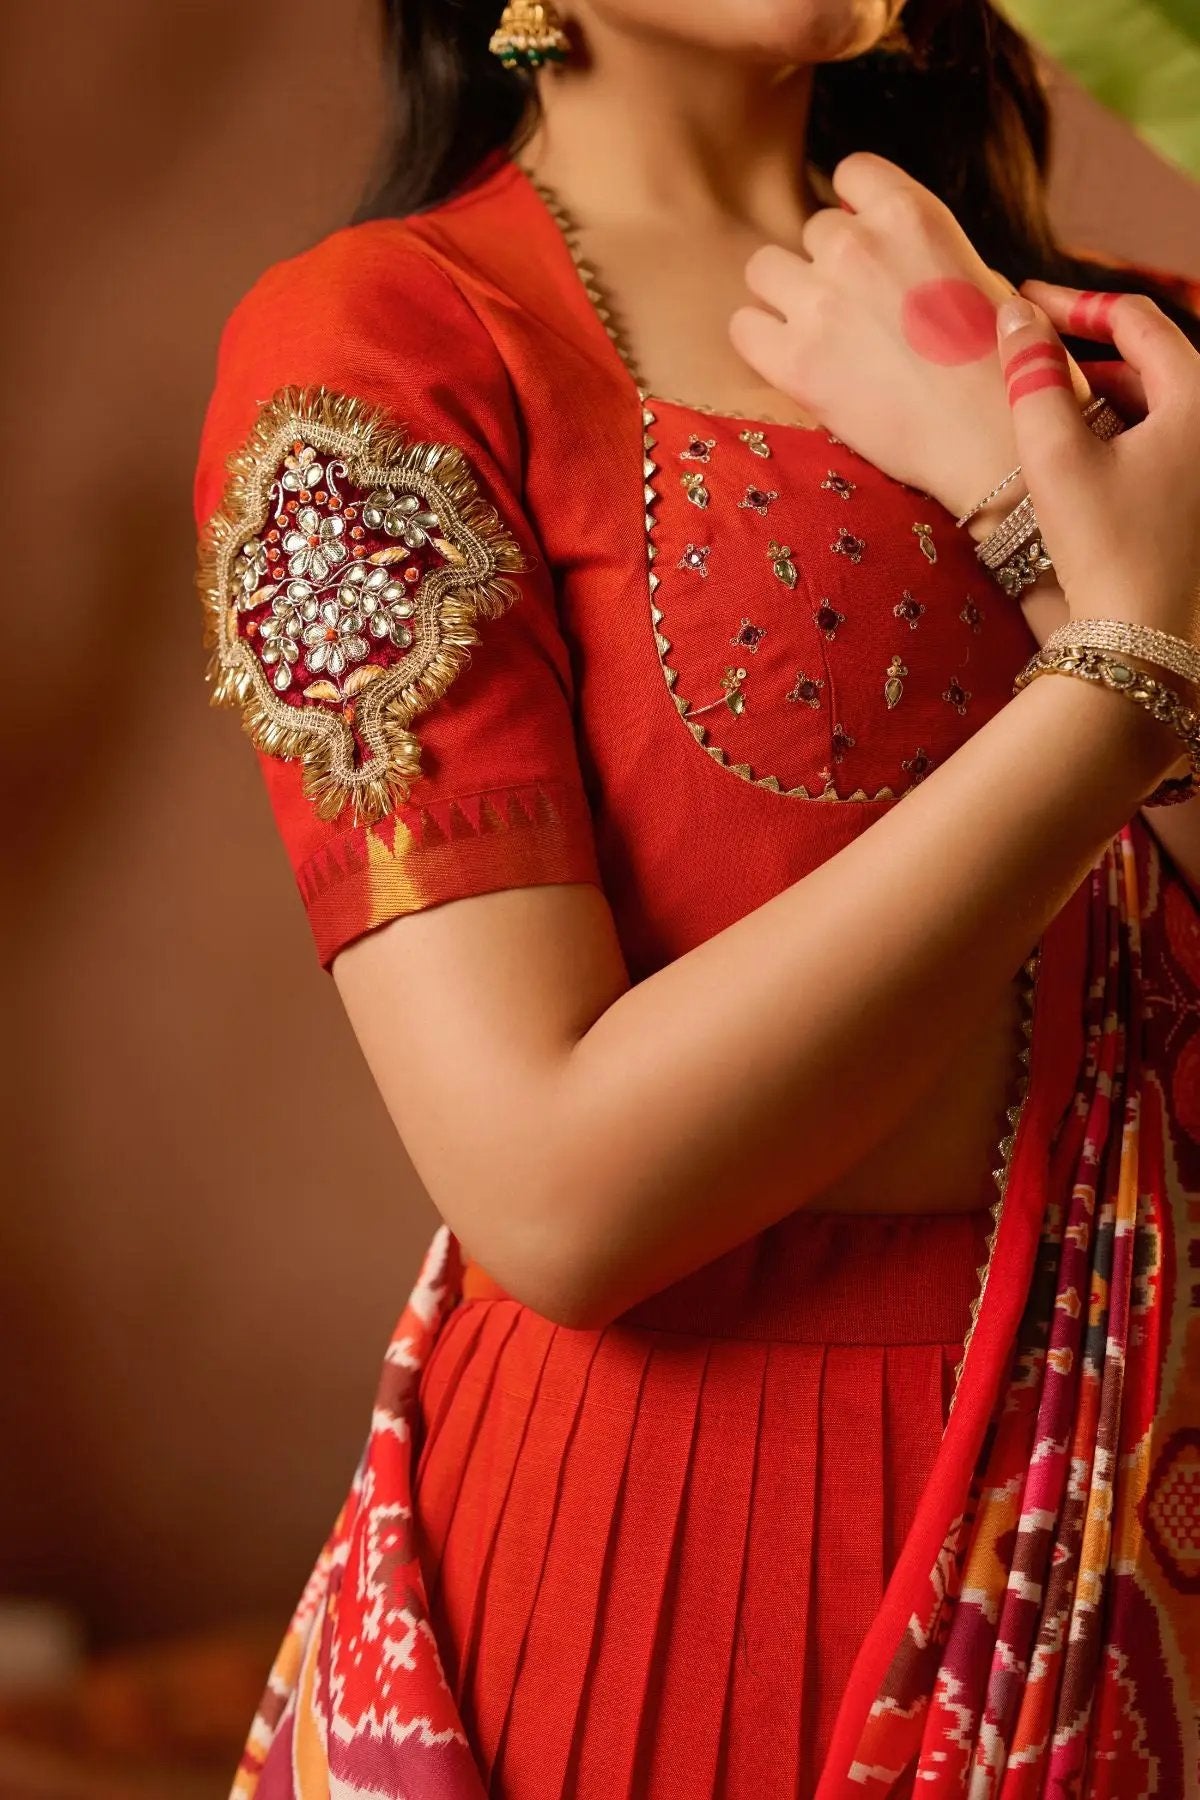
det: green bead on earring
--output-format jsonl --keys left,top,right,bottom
{"left": 489, "top": 1, "right": 571, "bottom": 69}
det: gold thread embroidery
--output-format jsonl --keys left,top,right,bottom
{"left": 767, "top": 541, "right": 798, "bottom": 589}
{"left": 740, "top": 485, "right": 779, "bottom": 517}
{"left": 786, "top": 671, "right": 824, "bottom": 709}
{"left": 523, "top": 174, "right": 648, "bottom": 392}
{"left": 948, "top": 947, "right": 1041, "bottom": 1413}
{"left": 689, "top": 666, "right": 748, "bottom": 719}
{"left": 643, "top": 403, "right": 897, "bottom": 803}
{"left": 731, "top": 618, "right": 767, "bottom": 654}
{"left": 198, "top": 387, "right": 525, "bottom": 824}
{"left": 527, "top": 171, "right": 904, "bottom": 806}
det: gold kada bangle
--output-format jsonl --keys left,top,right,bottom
{"left": 1013, "top": 635, "right": 1200, "bottom": 808}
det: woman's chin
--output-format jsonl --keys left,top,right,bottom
{"left": 585, "top": 0, "right": 897, "bottom": 66}
{"left": 737, "top": 0, "right": 896, "bottom": 63}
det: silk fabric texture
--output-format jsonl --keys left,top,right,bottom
{"left": 195, "top": 156, "right": 1200, "bottom": 1796}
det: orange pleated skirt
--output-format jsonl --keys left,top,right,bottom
{"left": 411, "top": 1207, "right": 993, "bottom": 1800}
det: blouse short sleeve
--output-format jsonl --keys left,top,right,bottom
{"left": 194, "top": 226, "right": 602, "bottom": 969}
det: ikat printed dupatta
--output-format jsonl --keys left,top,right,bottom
{"left": 824, "top": 821, "right": 1199, "bottom": 1797}
{"left": 231, "top": 820, "right": 1198, "bottom": 1800}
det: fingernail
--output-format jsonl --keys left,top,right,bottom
{"left": 997, "top": 297, "right": 1036, "bottom": 337}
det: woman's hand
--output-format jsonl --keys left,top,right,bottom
{"left": 728, "top": 153, "right": 1090, "bottom": 531}
{"left": 1000, "top": 284, "right": 1200, "bottom": 642}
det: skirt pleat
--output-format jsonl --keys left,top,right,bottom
{"left": 634, "top": 1337, "right": 770, "bottom": 1799}
{"left": 490, "top": 1331, "right": 653, "bottom": 1798}
{"left": 458, "top": 1328, "right": 605, "bottom": 1771}
{"left": 414, "top": 1306, "right": 528, "bottom": 1656}
{"left": 565, "top": 1341, "right": 711, "bottom": 1800}
{"left": 718, "top": 1342, "right": 825, "bottom": 1797}
{"left": 807, "top": 1348, "right": 886, "bottom": 1784}
{"left": 413, "top": 1299, "right": 508, "bottom": 1493}
{"left": 413, "top": 1209, "right": 992, "bottom": 1799}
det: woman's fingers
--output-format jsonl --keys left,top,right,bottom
{"left": 743, "top": 243, "right": 808, "bottom": 317}
{"left": 1021, "top": 279, "right": 1138, "bottom": 341}
{"left": 1019, "top": 279, "right": 1118, "bottom": 340}
{"left": 729, "top": 304, "right": 802, "bottom": 395}
{"left": 998, "top": 297, "right": 1100, "bottom": 473}
{"left": 1077, "top": 358, "right": 1148, "bottom": 421}
{"left": 800, "top": 206, "right": 855, "bottom": 261}
{"left": 829, "top": 151, "right": 930, "bottom": 214}
{"left": 1021, "top": 281, "right": 1193, "bottom": 411}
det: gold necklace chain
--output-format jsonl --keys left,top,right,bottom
{"left": 520, "top": 168, "right": 649, "bottom": 392}
{"left": 518, "top": 163, "right": 823, "bottom": 428}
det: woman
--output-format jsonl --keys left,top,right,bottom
{"left": 194, "top": 2, "right": 1200, "bottom": 1795}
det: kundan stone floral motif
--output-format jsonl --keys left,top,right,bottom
{"left": 199, "top": 386, "right": 524, "bottom": 823}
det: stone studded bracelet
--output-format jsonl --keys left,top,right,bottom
{"left": 1042, "top": 618, "right": 1200, "bottom": 700}
{"left": 975, "top": 398, "right": 1127, "bottom": 597}
{"left": 1013, "top": 641, "right": 1200, "bottom": 807}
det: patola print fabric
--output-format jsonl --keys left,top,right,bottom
{"left": 194, "top": 155, "right": 1199, "bottom": 1797}
{"left": 842, "top": 833, "right": 1200, "bottom": 1796}
{"left": 226, "top": 830, "right": 1199, "bottom": 1799}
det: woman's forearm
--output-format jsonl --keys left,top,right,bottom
{"left": 529, "top": 674, "right": 1176, "bottom": 1324}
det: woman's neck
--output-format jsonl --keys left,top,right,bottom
{"left": 524, "top": 18, "right": 817, "bottom": 245}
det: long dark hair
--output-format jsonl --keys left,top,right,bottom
{"left": 358, "top": 0, "right": 1198, "bottom": 343}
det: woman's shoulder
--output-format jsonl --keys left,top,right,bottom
{"left": 217, "top": 214, "right": 479, "bottom": 358}
{"left": 195, "top": 203, "right": 520, "bottom": 527}
{"left": 220, "top": 157, "right": 530, "bottom": 352}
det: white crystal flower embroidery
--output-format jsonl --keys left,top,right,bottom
{"left": 258, "top": 599, "right": 305, "bottom": 691}
{"left": 284, "top": 506, "right": 348, "bottom": 581}
{"left": 233, "top": 536, "right": 269, "bottom": 604}
{"left": 280, "top": 443, "right": 324, "bottom": 494}
{"left": 363, "top": 489, "right": 440, "bottom": 548}
{"left": 303, "top": 600, "right": 370, "bottom": 676}
{"left": 340, "top": 563, "right": 415, "bottom": 647}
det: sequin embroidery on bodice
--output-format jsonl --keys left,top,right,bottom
{"left": 643, "top": 398, "right": 1037, "bottom": 801}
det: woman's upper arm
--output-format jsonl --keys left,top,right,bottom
{"left": 194, "top": 227, "right": 620, "bottom": 1304}
{"left": 332, "top": 878, "right": 630, "bottom": 1308}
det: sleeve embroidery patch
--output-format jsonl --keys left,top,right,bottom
{"left": 198, "top": 387, "right": 526, "bottom": 823}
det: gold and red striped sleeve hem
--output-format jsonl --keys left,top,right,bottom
{"left": 296, "top": 779, "right": 602, "bottom": 969}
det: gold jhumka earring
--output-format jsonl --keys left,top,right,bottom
{"left": 489, "top": 1, "right": 571, "bottom": 69}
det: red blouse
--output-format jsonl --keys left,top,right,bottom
{"left": 195, "top": 153, "right": 1040, "bottom": 987}
{"left": 200, "top": 172, "right": 1200, "bottom": 1798}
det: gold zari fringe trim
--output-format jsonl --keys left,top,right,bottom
{"left": 197, "top": 386, "right": 526, "bottom": 824}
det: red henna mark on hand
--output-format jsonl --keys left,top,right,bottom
{"left": 1002, "top": 341, "right": 1068, "bottom": 382}
{"left": 1003, "top": 336, "right": 1071, "bottom": 404}
{"left": 1007, "top": 366, "right": 1073, "bottom": 404}
{"left": 1067, "top": 290, "right": 1121, "bottom": 337}
{"left": 900, "top": 278, "right": 998, "bottom": 366}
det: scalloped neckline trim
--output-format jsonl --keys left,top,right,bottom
{"left": 514, "top": 161, "right": 824, "bottom": 433}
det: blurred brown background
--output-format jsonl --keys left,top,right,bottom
{"left": 2, "top": 2, "right": 1198, "bottom": 1792}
